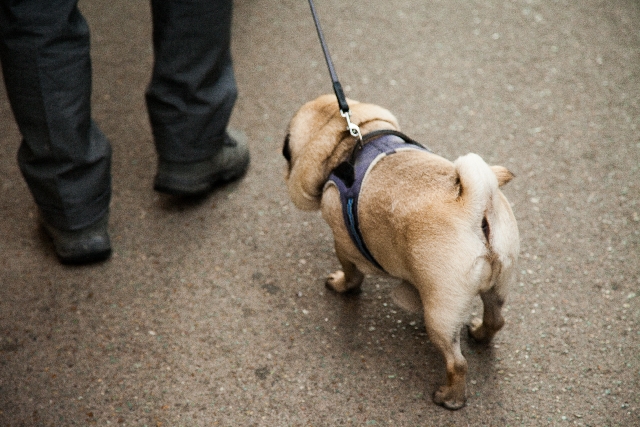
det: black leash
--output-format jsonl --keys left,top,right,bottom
{"left": 307, "top": 0, "right": 362, "bottom": 141}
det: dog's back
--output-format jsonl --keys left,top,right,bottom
{"left": 354, "top": 151, "right": 519, "bottom": 313}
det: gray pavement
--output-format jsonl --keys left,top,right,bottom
{"left": 1, "top": 0, "right": 639, "bottom": 425}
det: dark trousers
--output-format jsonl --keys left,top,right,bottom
{"left": 0, "top": 0, "right": 237, "bottom": 231}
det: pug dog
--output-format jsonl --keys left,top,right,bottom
{"left": 282, "top": 94, "right": 519, "bottom": 409}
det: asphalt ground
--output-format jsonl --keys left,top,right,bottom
{"left": 1, "top": 0, "right": 639, "bottom": 425}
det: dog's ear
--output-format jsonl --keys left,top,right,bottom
{"left": 491, "top": 166, "right": 515, "bottom": 187}
{"left": 282, "top": 134, "right": 291, "bottom": 163}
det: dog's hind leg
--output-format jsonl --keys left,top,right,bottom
{"left": 326, "top": 246, "right": 364, "bottom": 293}
{"left": 469, "top": 188, "right": 518, "bottom": 343}
{"left": 469, "top": 286, "right": 506, "bottom": 343}
{"left": 469, "top": 257, "right": 513, "bottom": 343}
{"left": 422, "top": 289, "right": 473, "bottom": 410}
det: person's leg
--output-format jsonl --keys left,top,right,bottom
{"left": 0, "top": 0, "right": 111, "bottom": 263}
{"left": 147, "top": 0, "right": 248, "bottom": 196}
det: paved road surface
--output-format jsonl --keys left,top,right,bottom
{"left": 1, "top": 0, "right": 638, "bottom": 425}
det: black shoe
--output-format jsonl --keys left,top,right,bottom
{"left": 42, "top": 215, "right": 111, "bottom": 265}
{"left": 154, "top": 130, "right": 250, "bottom": 197}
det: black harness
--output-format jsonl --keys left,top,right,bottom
{"left": 326, "top": 130, "right": 431, "bottom": 271}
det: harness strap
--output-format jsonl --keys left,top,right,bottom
{"left": 327, "top": 132, "right": 431, "bottom": 271}
{"left": 361, "top": 129, "right": 426, "bottom": 148}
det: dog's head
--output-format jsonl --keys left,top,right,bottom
{"left": 283, "top": 94, "right": 400, "bottom": 210}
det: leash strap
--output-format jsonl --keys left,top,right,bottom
{"left": 307, "top": 0, "right": 361, "bottom": 140}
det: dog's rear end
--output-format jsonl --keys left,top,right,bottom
{"left": 382, "top": 153, "right": 519, "bottom": 409}
{"left": 391, "top": 155, "right": 518, "bottom": 319}
{"left": 457, "top": 155, "right": 520, "bottom": 344}
{"left": 434, "top": 154, "right": 518, "bottom": 408}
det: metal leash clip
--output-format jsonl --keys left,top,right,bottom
{"left": 341, "top": 109, "right": 362, "bottom": 142}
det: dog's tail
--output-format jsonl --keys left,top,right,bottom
{"left": 453, "top": 153, "right": 514, "bottom": 227}
{"left": 454, "top": 153, "right": 518, "bottom": 279}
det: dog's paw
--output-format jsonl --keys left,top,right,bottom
{"left": 468, "top": 317, "right": 489, "bottom": 342}
{"left": 326, "top": 270, "right": 348, "bottom": 293}
{"left": 326, "top": 268, "right": 364, "bottom": 294}
{"left": 433, "top": 386, "right": 467, "bottom": 410}
{"left": 468, "top": 317, "right": 499, "bottom": 344}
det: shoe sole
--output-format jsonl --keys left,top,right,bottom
{"left": 41, "top": 217, "right": 112, "bottom": 265}
{"left": 58, "top": 248, "right": 112, "bottom": 265}
{"left": 154, "top": 156, "right": 250, "bottom": 197}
